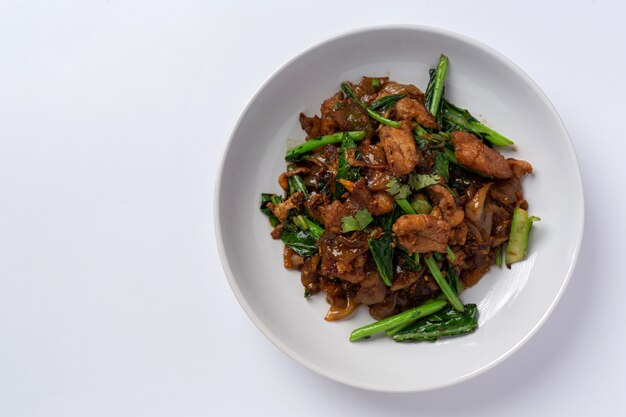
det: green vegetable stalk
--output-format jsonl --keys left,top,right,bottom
{"left": 505, "top": 207, "right": 540, "bottom": 267}
{"left": 393, "top": 304, "right": 478, "bottom": 342}
{"left": 287, "top": 170, "right": 309, "bottom": 198}
{"left": 349, "top": 299, "right": 448, "bottom": 342}
{"left": 396, "top": 199, "right": 417, "bottom": 215}
{"left": 285, "top": 131, "right": 366, "bottom": 162}
{"left": 293, "top": 215, "right": 324, "bottom": 240}
{"left": 424, "top": 256, "right": 465, "bottom": 312}
{"left": 424, "top": 54, "right": 449, "bottom": 120}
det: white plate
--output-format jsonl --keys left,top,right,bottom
{"left": 215, "top": 26, "right": 584, "bottom": 392}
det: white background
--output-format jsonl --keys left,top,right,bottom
{"left": 1, "top": 1, "right": 624, "bottom": 416}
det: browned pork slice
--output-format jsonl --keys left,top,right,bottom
{"left": 378, "top": 121, "right": 420, "bottom": 176}
{"left": 319, "top": 200, "right": 356, "bottom": 233}
{"left": 349, "top": 179, "right": 394, "bottom": 216}
{"left": 348, "top": 142, "right": 387, "bottom": 168}
{"left": 390, "top": 268, "right": 424, "bottom": 292}
{"left": 365, "top": 169, "right": 395, "bottom": 191}
{"left": 319, "top": 233, "right": 369, "bottom": 283}
{"left": 428, "top": 184, "right": 464, "bottom": 227}
{"left": 320, "top": 92, "right": 343, "bottom": 135}
{"left": 394, "top": 97, "right": 438, "bottom": 129}
{"left": 449, "top": 222, "right": 469, "bottom": 246}
{"left": 451, "top": 131, "right": 513, "bottom": 179}
{"left": 392, "top": 214, "right": 451, "bottom": 254}
{"left": 318, "top": 179, "right": 394, "bottom": 233}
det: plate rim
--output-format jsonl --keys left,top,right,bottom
{"left": 214, "top": 24, "right": 585, "bottom": 392}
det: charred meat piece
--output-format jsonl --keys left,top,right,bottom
{"left": 319, "top": 232, "right": 369, "bottom": 283}
{"left": 428, "top": 184, "right": 465, "bottom": 227}
{"left": 392, "top": 214, "right": 451, "bottom": 254}
{"left": 320, "top": 92, "right": 343, "bottom": 135}
{"left": 378, "top": 121, "right": 420, "bottom": 176}
{"left": 349, "top": 179, "right": 394, "bottom": 216}
{"left": 394, "top": 97, "right": 438, "bottom": 129}
{"left": 451, "top": 131, "right": 512, "bottom": 178}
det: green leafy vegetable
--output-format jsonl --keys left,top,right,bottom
{"left": 442, "top": 100, "right": 514, "bottom": 146}
{"left": 370, "top": 94, "right": 406, "bottom": 112}
{"left": 260, "top": 193, "right": 283, "bottom": 227}
{"left": 294, "top": 215, "right": 324, "bottom": 240}
{"left": 446, "top": 264, "right": 460, "bottom": 295}
{"left": 434, "top": 151, "right": 449, "bottom": 178}
{"left": 396, "top": 248, "right": 421, "bottom": 272}
{"left": 341, "top": 82, "right": 402, "bottom": 128}
{"left": 341, "top": 209, "right": 373, "bottom": 232}
{"left": 287, "top": 168, "right": 308, "bottom": 198}
{"left": 393, "top": 304, "right": 478, "bottom": 342}
{"left": 280, "top": 229, "right": 318, "bottom": 257}
{"left": 505, "top": 207, "right": 540, "bottom": 267}
{"left": 386, "top": 179, "right": 412, "bottom": 200}
{"left": 367, "top": 207, "right": 398, "bottom": 286}
{"left": 349, "top": 299, "right": 448, "bottom": 342}
{"left": 371, "top": 78, "right": 381, "bottom": 89}
{"left": 408, "top": 173, "right": 441, "bottom": 191}
{"left": 285, "top": 131, "right": 366, "bottom": 162}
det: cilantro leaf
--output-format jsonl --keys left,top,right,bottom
{"left": 408, "top": 173, "right": 441, "bottom": 191}
{"left": 386, "top": 178, "right": 412, "bottom": 200}
{"left": 341, "top": 209, "right": 373, "bottom": 233}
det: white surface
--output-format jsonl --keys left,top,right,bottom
{"left": 216, "top": 26, "right": 583, "bottom": 392}
{"left": 0, "top": 0, "right": 623, "bottom": 414}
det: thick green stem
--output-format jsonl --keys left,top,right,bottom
{"left": 294, "top": 215, "right": 324, "bottom": 241}
{"left": 505, "top": 207, "right": 540, "bottom": 267}
{"left": 396, "top": 199, "right": 417, "bottom": 214}
{"left": 424, "top": 256, "right": 465, "bottom": 312}
{"left": 446, "top": 246, "right": 456, "bottom": 261}
{"left": 285, "top": 131, "right": 366, "bottom": 162}
{"left": 349, "top": 299, "right": 447, "bottom": 342}
{"left": 428, "top": 54, "right": 449, "bottom": 118}
{"left": 393, "top": 304, "right": 478, "bottom": 342}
